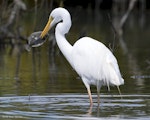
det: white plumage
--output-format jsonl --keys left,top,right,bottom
{"left": 40, "top": 7, "right": 124, "bottom": 106}
{"left": 72, "top": 37, "right": 124, "bottom": 85}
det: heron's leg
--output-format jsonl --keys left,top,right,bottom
{"left": 87, "top": 87, "right": 93, "bottom": 106}
{"left": 82, "top": 77, "right": 93, "bottom": 106}
{"left": 97, "top": 80, "right": 101, "bottom": 106}
{"left": 97, "top": 88, "right": 100, "bottom": 106}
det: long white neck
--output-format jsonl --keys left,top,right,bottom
{"left": 55, "top": 15, "right": 73, "bottom": 66}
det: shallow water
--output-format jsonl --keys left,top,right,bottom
{"left": 0, "top": 94, "right": 149, "bottom": 120}
{"left": 0, "top": 7, "right": 150, "bottom": 119}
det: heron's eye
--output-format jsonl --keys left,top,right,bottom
{"left": 59, "top": 20, "right": 63, "bottom": 23}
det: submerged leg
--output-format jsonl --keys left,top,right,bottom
{"left": 97, "top": 81, "right": 101, "bottom": 106}
{"left": 97, "top": 88, "right": 100, "bottom": 106}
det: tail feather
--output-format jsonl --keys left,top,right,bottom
{"left": 106, "top": 53, "right": 124, "bottom": 86}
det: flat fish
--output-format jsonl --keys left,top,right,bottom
{"left": 26, "top": 31, "right": 48, "bottom": 51}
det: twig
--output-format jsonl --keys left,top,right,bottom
{"left": 112, "top": 0, "right": 137, "bottom": 54}
{"left": 107, "top": 13, "right": 118, "bottom": 52}
{"left": 120, "top": 0, "right": 137, "bottom": 28}
{"left": 0, "top": 0, "right": 26, "bottom": 42}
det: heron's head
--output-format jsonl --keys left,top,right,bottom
{"left": 27, "top": 8, "right": 71, "bottom": 49}
{"left": 40, "top": 7, "right": 71, "bottom": 38}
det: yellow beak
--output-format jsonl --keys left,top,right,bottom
{"left": 40, "top": 17, "right": 53, "bottom": 38}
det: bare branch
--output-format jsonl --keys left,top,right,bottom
{"left": 120, "top": 0, "right": 137, "bottom": 28}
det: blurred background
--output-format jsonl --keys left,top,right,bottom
{"left": 0, "top": 0, "right": 149, "bottom": 96}
{"left": 0, "top": 0, "right": 150, "bottom": 119}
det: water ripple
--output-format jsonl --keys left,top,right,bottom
{"left": 0, "top": 94, "right": 149, "bottom": 119}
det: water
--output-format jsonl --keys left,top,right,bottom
{"left": 0, "top": 94, "right": 149, "bottom": 120}
{"left": 0, "top": 8, "right": 150, "bottom": 119}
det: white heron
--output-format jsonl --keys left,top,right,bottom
{"left": 39, "top": 7, "right": 124, "bottom": 106}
